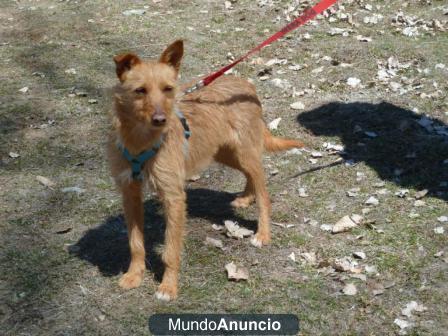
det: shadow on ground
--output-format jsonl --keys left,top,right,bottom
{"left": 70, "top": 188, "right": 256, "bottom": 280}
{"left": 297, "top": 101, "right": 448, "bottom": 200}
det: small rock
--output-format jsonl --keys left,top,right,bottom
{"left": 9, "top": 152, "right": 20, "bottom": 158}
{"left": 18, "top": 87, "right": 29, "bottom": 93}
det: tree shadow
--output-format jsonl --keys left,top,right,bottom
{"left": 70, "top": 188, "right": 256, "bottom": 280}
{"left": 297, "top": 101, "right": 448, "bottom": 200}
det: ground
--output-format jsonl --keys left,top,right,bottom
{"left": 1, "top": 0, "right": 447, "bottom": 335}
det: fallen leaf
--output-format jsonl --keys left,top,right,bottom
{"left": 401, "top": 301, "right": 427, "bottom": 318}
{"left": 353, "top": 251, "right": 366, "bottom": 260}
{"left": 394, "top": 318, "right": 412, "bottom": 330}
{"left": 434, "top": 227, "right": 445, "bottom": 234}
{"left": 225, "top": 262, "right": 249, "bottom": 281}
{"left": 122, "top": 9, "right": 146, "bottom": 16}
{"left": 61, "top": 187, "right": 85, "bottom": 194}
{"left": 332, "top": 215, "right": 358, "bottom": 233}
{"left": 365, "top": 265, "right": 377, "bottom": 274}
{"left": 224, "top": 220, "right": 254, "bottom": 239}
{"left": 437, "top": 216, "right": 448, "bottom": 223}
{"left": 415, "top": 189, "right": 428, "bottom": 199}
{"left": 342, "top": 283, "right": 357, "bottom": 295}
{"left": 36, "top": 175, "right": 56, "bottom": 188}
{"left": 290, "top": 102, "right": 305, "bottom": 110}
{"left": 205, "top": 237, "right": 224, "bottom": 249}
{"left": 320, "top": 224, "right": 333, "bottom": 232}
{"left": 298, "top": 187, "right": 308, "bottom": 198}
{"left": 268, "top": 117, "right": 282, "bottom": 130}
{"left": 347, "top": 77, "right": 361, "bottom": 88}
{"left": 54, "top": 228, "right": 72, "bottom": 234}
{"left": 212, "top": 224, "right": 224, "bottom": 231}
{"left": 364, "top": 131, "right": 378, "bottom": 138}
{"left": 64, "top": 68, "right": 77, "bottom": 75}
{"left": 395, "top": 189, "right": 409, "bottom": 198}
{"left": 288, "top": 252, "right": 296, "bottom": 262}
{"left": 365, "top": 196, "right": 379, "bottom": 206}
{"left": 414, "top": 200, "right": 425, "bottom": 207}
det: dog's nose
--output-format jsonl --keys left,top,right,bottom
{"left": 152, "top": 113, "right": 166, "bottom": 126}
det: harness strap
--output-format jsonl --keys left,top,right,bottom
{"left": 118, "top": 111, "right": 191, "bottom": 180}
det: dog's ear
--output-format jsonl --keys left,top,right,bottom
{"left": 159, "top": 40, "right": 183, "bottom": 75}
{"left": 113, "top": 53, "right": 141, "bottom": 82}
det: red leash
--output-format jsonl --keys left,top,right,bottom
{"left": 184, "top": 0, "right": 339, "bottom": 94}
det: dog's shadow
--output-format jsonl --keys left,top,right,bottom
{"left": 70, "top": 188, "right": 256, "bottom": 281}
{"left": 297, "top": 101, "right": 448, "bottom": 200}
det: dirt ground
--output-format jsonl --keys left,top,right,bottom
{"left": 1, "top": 0, "right": 447, "bottom": 335}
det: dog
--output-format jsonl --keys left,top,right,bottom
{"left": 107, "top": 40, "right": 304, "bottom": 301}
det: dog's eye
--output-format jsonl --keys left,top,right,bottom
{"left": 163, "top": 86, "right": 174, "bottom": 93}
{"left": 134, "top": 87, "right": 147, "bottom": 94}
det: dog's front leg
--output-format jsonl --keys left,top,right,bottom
{"left": 155, "top": 191, "right": 186, "bottom": 301}
{"left": 119, "top": 180, "right": 146, "bottom": 289}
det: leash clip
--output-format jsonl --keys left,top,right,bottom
{"left": 183, "top": 80, "right": 204, "bottom": 94}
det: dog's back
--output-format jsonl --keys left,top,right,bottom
{"left": 179, "top": 75, "right": 303, "bottom": 177}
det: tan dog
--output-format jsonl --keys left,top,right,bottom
{"left": 108, "top": 40, "right": 304, "bottom": 301}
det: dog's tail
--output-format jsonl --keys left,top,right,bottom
{"left": 263, "top": 127, "right": 305, "bottom": 152}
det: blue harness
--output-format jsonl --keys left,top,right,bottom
{"left": 118, "top": 110, "right": 191, "bottom": 181}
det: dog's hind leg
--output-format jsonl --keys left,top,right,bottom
{"left": 119, "top": 181, "right": 146, "bottom": 289}
{"left": 155, "top": 190, "right": 187, "bottom": 301}
{"left": 240, "top": 157, "right": 272, "bottom": 247}
{"left": 214, "top": 146, "right": 256, "bottom": 208}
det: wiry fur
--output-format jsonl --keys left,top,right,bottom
{"left": 107, "top": 40, "right": 304, "bottom": 301}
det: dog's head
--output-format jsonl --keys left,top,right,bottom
{"left": 113, "top": 40, "right": 183, "bottom": 130}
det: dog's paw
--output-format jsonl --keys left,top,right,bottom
{"left": 231, "top": 195, "right": 254, "bottom": 208}
{"left": 119, "top": 272, "right": 144, "bottom": 289}
{"left": 155, "top": 284, "right": 178, "bottom": 302}
{"left": 250, "top": 233, "right": 271, "bottom": 248}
